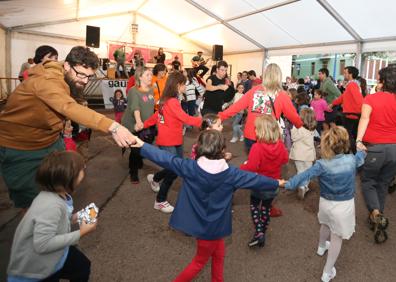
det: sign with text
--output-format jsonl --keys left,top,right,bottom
{"left": 101, "top": 79, "right": 127, "bottom": 109}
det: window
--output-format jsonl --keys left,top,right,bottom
{"left": 311, "top": 62, "right": 315, "bottom": 75}
{"left": 339, "top": 60, "right": 345, "bottom": 75}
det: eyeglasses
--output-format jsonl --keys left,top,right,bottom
{"left": 71, "top": 65, "right": 96, "bottom": 79}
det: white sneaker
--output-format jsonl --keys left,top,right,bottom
{"left": 154, "top": 201, "right": 174, "bottom": 213}
{"left": 230, "top": 137, "right": 238, "bottom": 143}
{"left": 147, "top": 174, "right": 160, "bottom": 193}
{"left": 317, "top": 241, "right": 330, "bottom": 256}
{"left": 239, "top": 136, "right": 244, "bottom": 141}
{"left": 321, "top": 267, "right": 336, "bottom": 282}
{"left": 298, "top": 186, "right": 310, "bottom": 200}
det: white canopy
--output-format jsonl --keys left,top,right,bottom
{"left": 1, "top": 0, "right": 396, "bottom": 79}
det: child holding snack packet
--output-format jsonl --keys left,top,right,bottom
{"left": 132, "top": 130, "right": 284, "bottom": 281}
{"left": 7, "top": 151, "right": 97, "bottom": 282}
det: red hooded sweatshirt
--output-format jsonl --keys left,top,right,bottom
{"left": 240, "top": 140, "right": 288, "bottom": 179}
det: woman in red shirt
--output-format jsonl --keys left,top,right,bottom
{"left": 220, "top": 63, "right": 302, "bottom": 153}
{"left": 356, "top": 65, "right": 396, "bottom": 243}
{"left": 142, "top": 72, "right": 202, "bottom": 213}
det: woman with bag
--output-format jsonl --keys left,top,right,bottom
{"left": 122, "top": 67, "right": 156, "bottom": 184}
{"left": 219, "top": 63, "right": 303, "bottom": 153}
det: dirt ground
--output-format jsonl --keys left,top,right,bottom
{"left": 1, "top": 110, "right": 396, "bottom": 282}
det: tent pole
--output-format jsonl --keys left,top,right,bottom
{"left": 5, "top": 29, "right": 12, "bottom": 94}
{"left": 356, "top": 42, "right": 363, "bottom": 75}
{"left": 262, "top": 49, "right": 269, "bottom": 77}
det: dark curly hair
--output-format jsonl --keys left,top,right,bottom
{"left": 65, "top": 46, "right": 99, "bottom": 69}
{"left": 379, "top": 65, "right": 396, "bottom": 94}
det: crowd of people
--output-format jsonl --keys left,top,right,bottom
{"left": 1, "top": 45, "right": 396, "bottom": 282}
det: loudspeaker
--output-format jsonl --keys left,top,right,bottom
{"left": 86, "top": 25, "right": 100, "bottom": 48}
{"left": 101, "top": 58, "right": 109, "bottom": 70}
{"left": 212, "top": 45, "right": 223, "bottom": 61}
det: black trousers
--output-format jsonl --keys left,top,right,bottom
{"left": 343, "top": 117, "right": 359, "bottom": 153}
{"left": 41, "top": 245, "right": 91, "bottom": 282}
{"left": 194, "top": 65, "right": 209, "bottom": 78}
{"left": 129, "top": 147, "right": 143, "bottom": 176}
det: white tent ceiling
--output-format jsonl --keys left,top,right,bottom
{"left": 0, "top": 0, "right": 396, "bottom": 55}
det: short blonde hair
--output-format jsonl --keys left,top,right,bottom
{"left": 300, "top": 108, "right": 317, "bottom": 131}
{"left": 134, "top": 66, "right": 151, "bottom": 87}
{"left": 320, "top": 126, "right": 350, "bottom": 159}
{"left": 255, "top": 115, "right": 281, "bottom": 144}
{"left": 262, "top": 63, "right": 283, "bottom": 94}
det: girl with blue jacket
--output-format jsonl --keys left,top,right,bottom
{"left": 133, "top": 129, "right": 283, "bottom": 282}
{"left": 285, "top": 126, "right": 366, "bottom": 282}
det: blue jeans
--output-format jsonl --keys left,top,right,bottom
{"left": 232, "top": 113, "right": 243, "bottom": 139}
{"left": 154, "top": 145, "right": 183, "bottom": 202}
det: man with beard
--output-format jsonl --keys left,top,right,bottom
{"left": 0, "top": 46, "right": 136, "bottom": 210}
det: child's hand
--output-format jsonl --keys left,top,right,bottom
{"left": 79, "top": 219, "right": 98, "bottom": 237}
{"left": 135, "top": 121, "right": 144, "bottom": 131}
{"left": 130, "top": 136, "right": 144, "bottom": 148}
{"left": 278, "top": 179, "right": 287, "bottom": 187}
{"left": 224, "top": 152, "right": 232, "bottom": 160}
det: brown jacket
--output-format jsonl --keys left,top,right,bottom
{"left": 0, "top": 61, "right": 113, "bottom": 150}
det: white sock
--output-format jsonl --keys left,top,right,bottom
{"left": 324, "top": 232, "right": 343, "bottom": 274}
{"left": 319, "top": 224, "right": 330, "bottom": 247}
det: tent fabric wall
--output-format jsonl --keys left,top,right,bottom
{"left": 0, "top": 28, "right": 6, "bottom": 78}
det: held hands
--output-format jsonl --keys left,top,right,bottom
{"left": 134, "top": 121, "right": 144, "bottom": 132}
{"left": 278, "top": 179, "right": 287, "bottom": 188}
{"left": 356, "top": 140, "right": 367, "bottom": 151}
{"left": 109, "top": 122, "right": 137, "bottom": 147}
{"left": 224, "top": 152, "right": 233, "bottom": 160}
{"left": 220, "top": 84, "right": 229, "bottom": 91}
{"left": 130, "top": 136, "right": 144, "bottom": 148}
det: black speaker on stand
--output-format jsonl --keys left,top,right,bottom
{"left": 86, "top": 25, "right": 100, "bottom": 48}
{"left": 212, "top": 45, "right": 223, "bottom": 61}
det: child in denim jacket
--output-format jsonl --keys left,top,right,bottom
{"left": 285, "top": 126, "right": 366, "bottom": 282}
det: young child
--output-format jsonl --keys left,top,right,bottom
{"left": 63, "top": 119, "right": 77, "bottom": 151}
{"left": 109, "top": 89, "right": 127, "bottom": 123}
{"left": 230, "top": 83, "right": 245, "bottom": 143}
{"left": 285, "top": 126, "right": 366, "bottom": 282}
{"left": 143, "top": 72, "right": 202, "bottom": 213}
{"left": 289, "top": 108, "right": 317, "bottom": 199}
{"left": 190, "top": 113, "right": 231, "bottom": 160}
{"left": 240, "top": 115, "right": 288, "bottom": 247}
{"left": 295, "top": 91, "right": 310, "bottom": 113}
{"left": 310, "top": 89, "right": 330, "bottom": 135}
{"left": 132, "top": 130, "right": 284, "bottom": 281}
{"left": 7, "top": 151, "right": 97, "bottom": 282}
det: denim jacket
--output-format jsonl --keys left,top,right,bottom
{"left": 285, "top": 151, "right": 366, "bottom": 201}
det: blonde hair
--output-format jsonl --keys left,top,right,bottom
{"left": 320, "top": 126, "right": 350, "bottom": 159}
{"left": 262, "top": 63, "right": 283, "bottom": 94}
{"left": 300, "top": 108, "right": 317, "bottom": 131}
{"left": 255, "top": 115, "right": 281, "bottom": 144}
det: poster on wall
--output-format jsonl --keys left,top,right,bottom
{"left": 100, "top": 79, "right": 127, "bottom": 109}
{"left": 108, "top": 43, "right": 183, "bottom": 66}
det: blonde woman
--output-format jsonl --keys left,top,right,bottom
{"left": 220, "top": 63, "right": 302, "bottom": 153}
{"left": 285, "top": 127, "right": 366, "bottom": 282}
{"left": 240, "top": 115, "right": 288, "bottom": 247}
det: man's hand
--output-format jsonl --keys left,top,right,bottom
{"left": 109, "top": 122, "right": 136, "bottom": 147}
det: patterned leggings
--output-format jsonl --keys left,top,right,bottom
{"left": 250, "top": 196, "right": 274, "bottom": 237}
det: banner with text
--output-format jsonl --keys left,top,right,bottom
{"left": 101, "top": 80, "right": 128, "bottom": 109}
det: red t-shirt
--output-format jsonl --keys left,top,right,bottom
{"left": 219, "top": 85, "right": 302, "bottom": 141}
{"left": 332, "top": 81, "right": 363, "bottom": 119}
{"left": 144, "top": 98, "right": 202, "bottom": 146}
{"left": 363, "top": 92, "right": 396, "bottom": 144}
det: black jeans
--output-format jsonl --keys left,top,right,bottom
{"left": 154, "top": 145, "right": 183, "bottom": 202}
{"left": 41, "top": 246, "right": 91, "bottom": 282}
{"left": 361, "top": 144, "right": 396, "bottom": 213}
{"left": 194, "top": 65, "right": 209, "bottom": 78}
{"left": 129, "top": 147, "right": 143, "bottom": 176}
{"left": 343, "top": 117, "right": 359, "bottom": 153}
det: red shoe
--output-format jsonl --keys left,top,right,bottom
{"left": 270, "top": 206, "right": 283, "bottom": 217}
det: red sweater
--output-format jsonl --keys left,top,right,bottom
{"left": 240, "top": 141, "right": 288, "bottom": 179}
{"left": 144, "top": 98, "right": 202, "bottom": 146}
{"left": 332, "top": 81, "right": 363, "bottom": 119}
{"left": 219, "top": 85, "right": 302, "bottom": 141}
